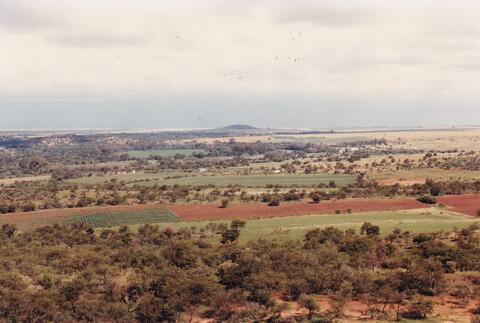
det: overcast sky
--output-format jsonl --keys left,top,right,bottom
{"left": 0, "top": 0, "right": 479, "bottom": 129}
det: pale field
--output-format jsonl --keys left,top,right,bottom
{"left": 373, "top": 168, "right": 480, "bottom": 182}
{"left": 276, "top": 129, "right": 480, "bottom": 151}
{"left": 168, "top": 135, "right": 274, "bottom": 144}
{"left": 0, "top": 175, "right": 51, "bottom": 185}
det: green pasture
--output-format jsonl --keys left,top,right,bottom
{"left": 67, "top": 171, "right": 188, "bottom": 185}
{"left": 158, "top": 173, "right": 356, "bottom": 188}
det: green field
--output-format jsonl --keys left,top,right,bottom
{"left": 70, "top": 172, "right": 356, "bottom": 187}
{"left": 67, "top": 171, "right": 188, "bottom": 185}
{"left": 158, "top": 173, "right": 356, "bottom": 187}
{"left": 65, "top": 207, "right": 180, "bottom": 228}
{"left": 147, "top": 208, "right": 479, "bottom": 242}
{"left": 126, "top": 149, "right": 205, "bottom": 158}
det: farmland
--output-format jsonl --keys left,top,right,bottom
{"left": 67, "top": 171, "right": 187, "bottom": 185}
{"left": 0, "top": 204, "right": 179, "bottom": 230}
{"left": 170, "top": 197, "right": 428, "bottom": 221}
{"left": 152, "top": 207, "right": 479, "bottom": 242}
{"left": 67, "top": 172, "right": 355, "bottom": 188}
{"left": 2, "top": 194, "right": 476, "bottom": 238}
{"left": 64, "top": 206, "right": 179, "bottom": 228}
{"left": 438, "top": 194, "right": 480, "bottom": 216}
{"left": 1, "top": 127, "right": 480, "bottom": 322}
{"left": 159, "top": 173, "right": 356, "bottom": 187}
{"left": 125, "top": 148, "right": 205, "bottom": 158}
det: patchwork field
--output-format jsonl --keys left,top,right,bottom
{"left": 170, "top": 198, "right": 428, "bottom": 221}
{"left": 0, "top": 194, "right": 477, "bottom": 236}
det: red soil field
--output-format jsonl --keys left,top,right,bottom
{"left": 438, "top": 194, "right": 480, "bottom": 216}
{"left": 169, "top": 198, "right": 429, "bottom": 221}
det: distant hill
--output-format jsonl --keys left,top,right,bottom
{"left": 206, "top": 124, "right": 271, "bottom": 135}
{"left": 220, "top": 124, "right": 259, "bottom": 131}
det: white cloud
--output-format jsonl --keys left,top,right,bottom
{"left": 0, "top": 0, "right": 479, "bottom": 104}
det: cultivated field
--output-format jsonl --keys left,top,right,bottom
{"left": 170, "top": 198, "right": 428, "bottom": 221}
{"left": 126, "top": 148, "right": 205, "bottom": 158}
{"left": 67, "top": 171, "right": 188, "bottom": 185}
{"left": 152, "top": 208, "right": 480, "bottom": 242}
{"left": 374, "top": 168, "right": 480, "bottom": 186}
{"left": 1, "top": 194, "right": 477, "bottom": 232}
{"left": 0, "top": 204, "right": 179, "bottom": 230}
{"left": 159, "top": 173, "right": 356, "bottom": 187}
{"left": 438, "top": 194, "right": 480, "bottom": 216}
{"left": 65, "top": 207, "right": 179, "bottom": 228}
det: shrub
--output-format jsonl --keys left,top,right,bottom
{"left": 311, "top": 194, "right": 321, "bottom": 203}
{"left": 268, "top": 198, "right": 280, "bottom": 207}
{"left": 219, "top": 199, "right": 229, "bottom": 209}
{"left": 417, "top": 195, "right": 437, "bottom": 204}
{"left": 402, "top": 297, "right": 433, "bottom": 319}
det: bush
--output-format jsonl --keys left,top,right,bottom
{"left": 219, "top": 199, "right": 229, "bottom": 209}
{"left": 402, "top": 297, "right": 433, "bottom": 319}
{"left": 417, "top": 195, "right": 437, "bottom": 205}
{"left": 268, "top": 198, "right": 280, "bottom": 207}
{"left": 311, "top": 194, "right": 321, "bottom": 203}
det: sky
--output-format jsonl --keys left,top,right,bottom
{"left": 0, "top": 0, "right": 479, "bottom": 130}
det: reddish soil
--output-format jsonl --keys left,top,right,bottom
{"left": 273, "top": 295, "right": 476, "bottom": 322}
{"left": 438, "top": 194, "right": 480, "bottom": 216}
{"left": 170, "top": 198, "right": 428, "bottom": 221}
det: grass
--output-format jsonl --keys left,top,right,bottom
{"left": 158, "top": 173, "right": 356, "bottom": 187}
{"left": 67, "top": 171, "right": 188, "bottom": 185}
{"left": 125, "top": 149, "right": 205, "bottom": 158}
{"left": 148, "top": 208, "right": 479, "bottom": 242}
{"left": 67, "top": 172, "right": 353, "bottom": 188}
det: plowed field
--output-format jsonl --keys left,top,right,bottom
{"left": 170, "top": 198, "right": 429, "bottom": 221}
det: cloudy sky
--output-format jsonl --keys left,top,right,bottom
{"left": 0, "top": 0, "right": 479, "bottom": 129}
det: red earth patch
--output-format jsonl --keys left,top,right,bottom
{"left": 438, "top": 194, "right": 480, "bottom": 216}
{"left": 170, "top": 198, "right": 428, "bottom": 221}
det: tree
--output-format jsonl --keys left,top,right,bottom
{"left": 0, "top": 224, "right": 16, "bottom": 240}
{"left": 403, "top": 297, "right": 433, "bottom": 319}
{"left": 360, "top": 222, "right": 380, "bottom": 236}
{"left": 268, "top": 198, "right": 280, "bottom": 207}
{"left": 298, "top": 294, "right": 319, "bottom": 320}
{"left": 219, "top": 199, "right": 229, "bottom": 209}
{"left": 220, "top": 220, "right": 246, "bottom": 244}
{"left": 417, "top": 195, "right": 437, "bottom": 205}
{"left": 267, "top": 300, "right": 290, "bottom": 321}
{"left": 311, "top": 194, "right": 321, "bottom": 203}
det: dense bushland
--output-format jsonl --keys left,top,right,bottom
{"left": 0, "top": 222, "right": 478, "bottom": 322}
